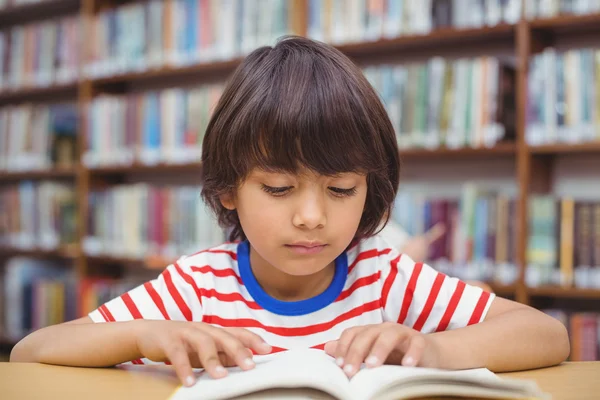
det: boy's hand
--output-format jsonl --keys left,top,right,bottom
{"left": 133, "top": 320, "right": 271, "bottom": 386}
{"left": 324, "top": 322, "right": 439, "bottom": 377}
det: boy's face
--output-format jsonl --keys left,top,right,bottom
{"left": 221, "top": 168, "right": 367, "bottom": 276}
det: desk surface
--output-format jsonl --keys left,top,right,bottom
{"left": 1, "top": 361, "right": 599, "bottom": 400}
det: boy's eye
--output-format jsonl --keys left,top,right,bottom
{"left": 328, "top": 187, "right": 357, "bottom": 197}
{"left": 261, "top": 184, "right": 292, "bottom": 196}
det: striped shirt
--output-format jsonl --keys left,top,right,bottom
{"left": 89, "top": 235, "right": 495, "bottom": 364}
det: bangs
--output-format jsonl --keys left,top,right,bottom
{"left": 224, "top": 41, "right": 391, "bottom": 179}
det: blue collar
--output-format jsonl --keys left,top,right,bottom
{"left": 236, "top": 241, "right": 348, "bottom": 316}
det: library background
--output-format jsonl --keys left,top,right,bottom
{"left": 0, "top": 0, "right": 600, "bottom": 362}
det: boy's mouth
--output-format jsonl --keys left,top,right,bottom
{"left": 285, "top": 242, "right": 328, "bottom": 255}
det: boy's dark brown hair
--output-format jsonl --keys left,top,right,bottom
{"left": 201, "top": 36, "right": 400, "bottom": 241}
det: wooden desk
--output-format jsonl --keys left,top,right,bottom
{"left": 0, "top": 361, "right": 598, "bottom": 400}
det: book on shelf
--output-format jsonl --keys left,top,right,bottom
{"left": 0, "top": 15, "right": 80, "bottom": 91}
{"left": 527, "top": 196, "right": 600, "bottom": 289}
{"left": 527, "top": 47, "right": 600, "bottom": 146}
{"left": 391, "top": 184, "right": 518, "bottom": 285}
{"left": 0, "top": 102, "right": 78, "bottom": 172}
{"left": 170, "top": 348, "right": 548, "bottom": 400}
{"left": 0, "top": 0, "right": 53, "bottom": 9}
{"left": 86, "top": 0, "right": 294, "bottom": 78}
{"left": 0, "top": 256, "right": 153, "bottom": 341}
{"left": 307, "top": 0, "right": 522, "bottom": 45}
{"left": 0, "top": 181, "right": 77, "bottom": 251}
{"left": 364, "top": 56, "right": 515, "bottom": 150}
{"left": 525, "top": 0, "right": 600, "bottom": 19}
{"left": 2, "top": 257, "right": 77, "bottom": 341}
{"left": 83, "top": 84, "right": 222, "bottom": 168}
{"left": 83, "top": 184, "right": 225, "bottom": 261}
{"left": 544, "top": 309, "right": 600, "bottom": 361}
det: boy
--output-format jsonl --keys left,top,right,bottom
{"left": 11, "top": 36, "right": 569, "bottom": 388}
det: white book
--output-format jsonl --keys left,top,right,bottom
{"left": 170, "top": 349, "right": 549, "bottom": 400}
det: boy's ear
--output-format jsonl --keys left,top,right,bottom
{"left": 219, "top": 192, "right": 236, "bottom": 210}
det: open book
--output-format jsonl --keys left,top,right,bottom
{"left": 169, "top": 349, "right": 549, "bottom": 400}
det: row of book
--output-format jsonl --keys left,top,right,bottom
{"left": 308, "top": 0, "right": 522, "bottom": 44}
{"left": 527, "top": 47, "right": 600, "bottom": 146}
{"left": 86, "top": 0, "right": 293, "bottom": 78}
{"left": 527, "top": 197, "right": 600, "bottom": 289}
{"left": 0, "top": 256, "right": 148, "bottom": 341}
{"left": 392, "top": 185, "right": 518, "bottom": 284}
{"left": 0, "top": 0, "right": 50, "bottom": 8}
{"left": 365, "top": 57, "right": 515, "bottom": 150}
{"left": 525, "top": 0, "right": 600, "bottom": 19}
{"left": 84, "top": 184, "right": 226, "bottom": 261}
{"left": 0, "top": 182, "right": 77, "bottom": 251}
{"left": 83, "top": 84, "right": 222, "bottom": 168}
{"left": 0, "top": 16, "right": 81, "bottom": 90}
{"left": 544, "top": 309, "right": 600, "bottom": 361}
{"left": 0, "top": 103, "right": 78, "bottom": 172}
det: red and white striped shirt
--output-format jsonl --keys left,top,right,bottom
{"left": 89, "top": 235, "right": 495, "bottom": 364}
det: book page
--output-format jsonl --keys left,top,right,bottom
{"left": 349, "top": 365, "right": 496, "bottom": 399}
{"left": 349, "top": 365, "right": 545, "bottom": 400}
{"left": 170, "top": 349, "right": 353, "bottom": 400}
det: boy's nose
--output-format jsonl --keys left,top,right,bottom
{"left": 292, "top": 196, "right": 327, "bottom": 230}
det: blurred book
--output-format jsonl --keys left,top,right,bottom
{"left": 83, "top": 84, "right": 222, "bottom": 168}
{"left": 0, "top": 103, "right": 78, "bottom": 172}
{"left": 307, "top": 0, "right": 522, "bottom": 44}
{"left": 0, "top": 181, "right": 77, "bottom": 251}
{"left": 527, "top": 47, "right": 600, "bottom": 146}
{"left": 392, "top": 184, "right": 518, "bottom": 284}
{"left": 525, "top": 0, "right": 600, "bottom": 19}
{"left": 85, "top": 0, "right": 294, "bottom": 78}
{"left": 83, "top": 184, "right": 225, "bottom": 261}
{"left": 365, "top": 57, "right": 515, "bottom": 150}
{"left": 0, "top": 16, "right": 80, "bottom": 90}
{"left": 527, "top": 196, "right": 600, "bottom": 289}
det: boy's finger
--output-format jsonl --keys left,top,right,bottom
{"left": 334, "top": 326, "right": 365, "bottom": 364}
{"left": 183, "top": 330, "right": 228, "bottom": 379}
{"left": 228, "top": 328, "right": 272, "bottom": 355}
{"left": 401, "top": 335, "right": 426, "bottom": 367}
{"left": 424, "top": 223, "right": 446, "bottom": 244}
{"left": 165, "top": 342, "right": 196, "bottom": 387}
{"left": 341, "top": 327, "right": 379, "bottom": 377}
{"left": 210, "top": 328, "right": 256, "bottom": 371}
{"left": 324, "top": 340, "right": 338, "bottom": 356}
{"left": 365, "top": 328, "right": 403, "bottom": 369}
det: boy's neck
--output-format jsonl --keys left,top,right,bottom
{"left": 249, "top": 248, "right": 336, "bottom": 302}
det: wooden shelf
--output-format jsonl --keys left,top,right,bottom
{"left": 0, "top": 83, "right": 78, "bottom": 105}
{"left": 337, "top": 24, "right": 515, "bottom": 59}
{"left": 88, "top": 162, "right": 203, "bottom": 176}
{"left": 529, "top": 12, "right": 600, "bottom": 35}
{"left": 489, "top": 283, "right": 517, "bottom": 297}
{"left": 0, "top": 0, "right": 80, "bottom": 27}
{"left": 400, "top": 143, "right": 516, "bottom": 159}
{"left": 0, "top": 246, "right": 79, "bottom": 259}
{"left": 528, "top": 142, "right": 600, "bottom": 155}
{"left": 528, "top": 286, "right": 600, "bottom": 300}
{"left": 86, "top": 254, "right": 172, "bottom": 270}
{"left": 90, "top": 58, "right": 243, "bottom": 88}
{"left": 0, "top": 167, "right": 77, "bottom": 182}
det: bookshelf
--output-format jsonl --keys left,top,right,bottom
{"left": 1, "top": 0, "right": 600, "bottom": 357}
{"left": 0, "top": 167, "right": 77, "bottom": 181}
{"left": 0, "top": 83, "right": 78, "bottom": 106}
{"left": 0, "top": 0, "right": 79, "bottom": 26}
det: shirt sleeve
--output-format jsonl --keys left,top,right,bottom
{"left": 88, "top": 259, "right": 202, "bottom": 324}
{"left": 380, "top": 250, "right": 496, "bottom": 333}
